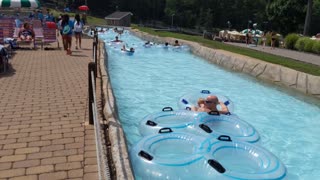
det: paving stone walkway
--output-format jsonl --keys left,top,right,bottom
{"left": 0, "top": 38, "right": 99, "bottom": 180}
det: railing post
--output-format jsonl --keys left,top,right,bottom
{"left": 88, "top": 62, "right": 96, "bottom": 125}
{"left": 95, "top": 44, "right": 98, "bottom": 74}
{"left": 92, "top": 42, "right": 95, "bottom": 58}
{"left": 94, "top": 29, "right": 98, "bottom": 43}
{"left": 94, "top": 30, "right": 98, "bottom": 78}
{"left": 92, "top": 41, "right": 97, "bottom": 78}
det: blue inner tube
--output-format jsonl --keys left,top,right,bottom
{"left": 178, "top": 90, "right": 235, "bottom": 113}
{"left": 143, "top": 44, "right": 152, "bottom": 48}
{"left": 139, "top": 108, "right": 199, "bottom": 136}
{"left": 125, "top": 51, "right": 134, "bottom": 55}
{"left": 207, "top": 139, "right": 286, "bottom": 179}
{"left": 194, "top": 113, "right": 260, "bottom": 143}
{"left": 130, "top": 133, "right": 211, "bottom": 179}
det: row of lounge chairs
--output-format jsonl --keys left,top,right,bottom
{"left": 0, "top": 18, "right": 59, "bottom": 50}
{"left": 0, "top": 17, "right": 59, "bottom": 73}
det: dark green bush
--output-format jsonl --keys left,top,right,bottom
{"left": 284, "top": 33, "right": 299, "bottom": 50}
{"left": 304, "top": 39, "right": 315, "bottom": 53}
{"left": 295, "top": 37, "right": 309, "bottom": 51}
{"left": 312, "top": 41, "right": 320, "bottom": 54}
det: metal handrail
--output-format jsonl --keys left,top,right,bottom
{"left": 87, "top": 31, "right": 111, "bottom": 179}
{"left": 90, "top": 70, "right": 111, "bottom": 180}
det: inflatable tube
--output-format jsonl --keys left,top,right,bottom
{"left": 130, "top": 133, "right": 211, "bottom": 179}
{"left": 130, "top": 133, "right": 286, "bottom": 179}
{"left": 143, "top": 44, "right": 152, "bottom": 48}
{"left": 123, "top": 50, "right": 134, "bottom": 56}
{"left": 139, "top": 107, "right": 199, "bottom": 136}
{"left": 178, "top": 90, "right": 235, "bottom": 113}
{"left": 170, "top": 45, "right": 190, "bottom": 52}
{"left": 127, "top": 51, "right": 134, "bottom": 55}
{"left": 206, "top": 137, "right": 286, "bottom": 179}
{"left": 194, "top": 112, "right": 260, "bottom": 143}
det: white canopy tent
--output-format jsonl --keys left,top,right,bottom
{"left": 0, "top": 0, "right": 40, "bottom": 8}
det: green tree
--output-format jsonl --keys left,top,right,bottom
{"left": 310, "top": 0, "right": 320, "bottom": 35}
{"left": 204, "top": 8, "right": 213, "bottom": 30}
{"left": 304, "top": 0, "right": 313, "bottom": 35}
{"left": 266, "top": 0, "right": 306, "bottom": 35}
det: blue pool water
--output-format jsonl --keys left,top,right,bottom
{"left": 99, "top": 30, "right": 320, "bottom": 180}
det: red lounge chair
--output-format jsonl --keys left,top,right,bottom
{"left": 42, "top": 27, "right": 59, "bottom": 49}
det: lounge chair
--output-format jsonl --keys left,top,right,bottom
{"left": 42, "top": 26, "right": 59, "bottom": 49}
{"left": 14, "top": 28, "right": 36, "bottom": 49}
{"left": 0, "top": 19, "right": 15, "bottom": 40}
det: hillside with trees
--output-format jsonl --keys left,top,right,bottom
{"left": 41, "top": 0, "right": 320, "bottom": 35}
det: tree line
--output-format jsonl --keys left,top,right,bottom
{"left": 45, "top": 0, "right": 320, "bottom": 36}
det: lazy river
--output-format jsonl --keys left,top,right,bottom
{"left": 99, "top": 29, "right": 320, "bottom": 180}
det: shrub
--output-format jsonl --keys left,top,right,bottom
{"left": 312, "top": 41, "right": 320, "bottom": 54}
{"left": 304, "top": 39, "right": 315, "bottom": 53}
{"left": 295, "top": 37, "right": 309, "bottom": 51}
{"left": 284, "top": 33, "right": 299, "bottom": 50}
{"left": 265, "top": 32, "right": 279, "bottom": 47}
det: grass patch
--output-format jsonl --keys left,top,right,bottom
{"left": 132, "top": 25, "right": 320, "bottom": 76}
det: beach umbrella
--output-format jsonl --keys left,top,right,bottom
{"left": 241, "top": 29, "right": 251, "bottom": 34}
{"left": 252, "top": 29, "right": 263, "bottom": 35}
{"left": 78, "top": 5, "right": 89, "bottom": 11}
{"left": 0, "top": 0, "right": 40, "bottom": 8}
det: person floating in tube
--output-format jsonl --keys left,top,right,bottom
{"left": 173, "top": 40, "right": 180, "bottom": 46}
{"left": 121, "top": 45, "right": 135, "bottom": 53}
{"left": 192, "top": 95, "right": 229, "bottom": 114}
{"left": 112, "top": 36, "right": 123, "bottom": 42}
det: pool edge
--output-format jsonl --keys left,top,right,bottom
{"left": 99, "top": 41, "right": 135, "bottom": 180}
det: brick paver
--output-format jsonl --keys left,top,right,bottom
{"left": 0, "top": 37, "right": 99, "bottom": 179}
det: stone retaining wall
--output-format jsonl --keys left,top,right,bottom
{"left": 130, "top": 29, "right": 320, "bottom": 99}
{"left": 99, "top": 42, "right": 134, "bottom": 180}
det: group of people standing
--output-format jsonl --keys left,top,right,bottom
{"left": 246, "top": 30, "right": 277, "bottom": 49}
{"left": 58, "top": 14, "right": 84, "bottom": 55}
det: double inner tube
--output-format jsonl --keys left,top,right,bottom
{"left": 130, "top": 132, "right": 286, "bottom": 179}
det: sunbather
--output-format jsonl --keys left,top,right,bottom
{"left": 18, "top": 23, "right": 35, "bottom": 41}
